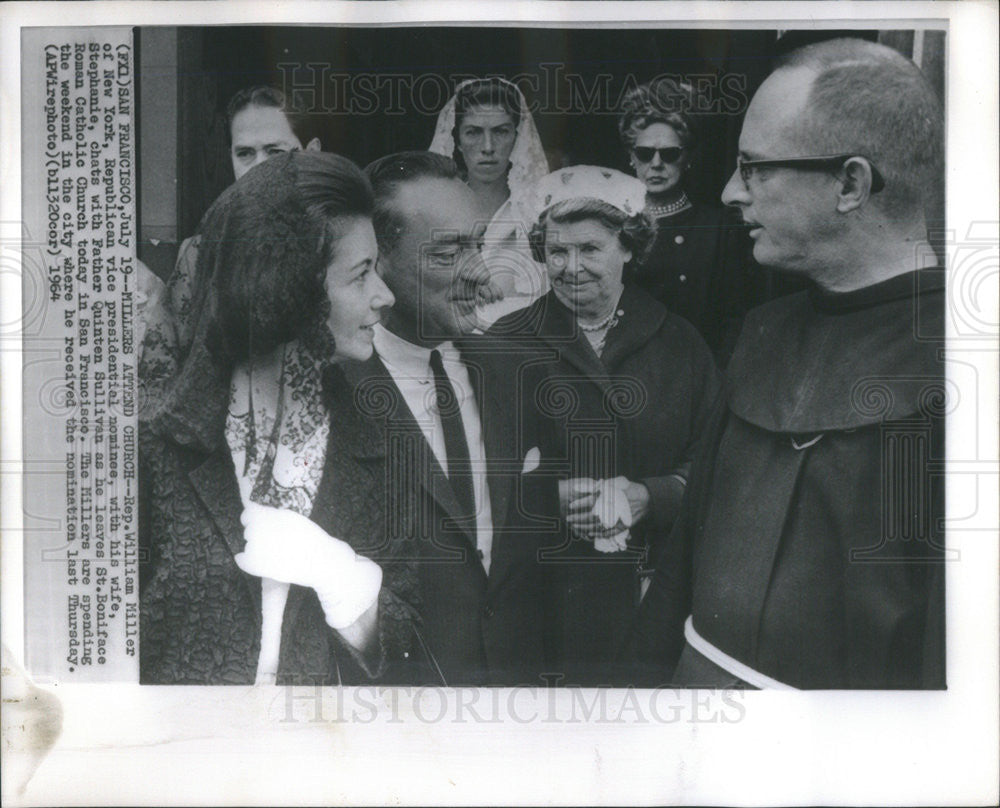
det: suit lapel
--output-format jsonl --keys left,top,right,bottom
{"left": 461, "top": 341, "right": 546, "bottom": 593}
{"left": 343, "top": 355, "right": 478, "bottom": 549}
{"left": 465, "top": 352, "right": 514, "bottom": 532}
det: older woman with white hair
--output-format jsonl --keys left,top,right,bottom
{"left": 491, "top": 166, "right": 721, "bottom": 685}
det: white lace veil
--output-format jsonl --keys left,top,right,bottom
{"left": 428, "top": 77, "right": 549, "bottom": 210}
{"left": 428, "top": 78, "right": 551, "bottom": 320}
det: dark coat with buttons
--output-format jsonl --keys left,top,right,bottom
{"left": 491, "top": 286, "right": 720, "bottom": 685}
{"left": 632, "top": 203, "right": 761, "bottom": 366}
{"left": 334, "top": 336, "right": 561, "bottom": 686}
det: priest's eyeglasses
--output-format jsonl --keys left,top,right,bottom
{"left": 736, "top": 154, "right": 885, "bottom": 193}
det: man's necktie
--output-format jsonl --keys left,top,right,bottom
{"left": 429, "top": 348, "right": 476, "bottom": 524}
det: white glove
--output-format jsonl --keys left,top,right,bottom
{"left": 593, "top": 531, "right": 629, "bottom": 553}
{"left": 591, "top": 477, "right": 632, "bottom": 553}
{"left": 235, "top": 502, "right": 382, "bottom": 629}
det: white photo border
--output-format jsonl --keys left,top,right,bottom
{"left": 2, "top": 2, "right": 997, "bottom": 806}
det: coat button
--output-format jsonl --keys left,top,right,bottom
{"left": 679, "top": 274, "right": 687, "bottom": 282}
{"left": 674, "top": 235, "right": 685, "bottom": 245}
{"left": 483, "top": 604, "right": 495, "bottom": 619}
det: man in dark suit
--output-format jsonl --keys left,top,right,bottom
{"left": 329, "top": 151, "right": 559, "bottom": 686}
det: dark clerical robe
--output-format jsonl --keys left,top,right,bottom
{"left": 632, "top": 269, "right": 946, "bottom": 689}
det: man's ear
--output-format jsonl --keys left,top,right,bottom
{"left": 836, "top": 157, "right": 877, "bottom": 213}
{"left": 304, "top": 137, "right": 321, "bottom": 152}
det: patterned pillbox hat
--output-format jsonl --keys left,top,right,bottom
{"left": 529, "top": 165, "right": 647, "bottom": 221}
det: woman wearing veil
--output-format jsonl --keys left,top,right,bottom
{"left": 139, "top": 85, "right": 322, "bottom": 405}
{"left": 139, "top": 151, "right": 420, "bottom": 685}
{"left": 429, "top": 77, "right": 550, "bottom": 324}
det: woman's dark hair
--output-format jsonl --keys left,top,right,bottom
{"left": 206, "top": 150, "right": 373, "bottom": 364}
{"left": 617, "top": 78, "right": 697, "bottom": 151}
{"left": 529, "top": 198, "right": 655, "bottom": 273}
{"left": 450, "top": 78, "right": 522, "bottom": 176}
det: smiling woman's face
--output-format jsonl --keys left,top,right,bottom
{"left": 456, "top": 105, "right": 517, "bottom": 186}
{"left": 323, "top": 217, "right": 395, "bottom": 362}
{"left": 544, "top": 217, "right": 631, "bottom": 318}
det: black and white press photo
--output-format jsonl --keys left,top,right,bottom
{"left": 128, "top": 25, "right": 949, "bottom": 689}
{"left": 3, "top": 2, "right": 998, "bottom": 806}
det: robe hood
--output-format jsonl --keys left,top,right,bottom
{"left": 726, "top": 269, "right": 947, "bottom": 433}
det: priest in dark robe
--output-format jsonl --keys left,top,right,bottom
{"left": 630, "top": 37, "right": 946, "bottom": 689}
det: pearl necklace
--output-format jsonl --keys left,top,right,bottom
{"left": 579, "top": 306, "right": 623, "bottom": 332}
{"left": 578, "top": 299, "right": 625, "bottom": 357}
{"left": 646, "top": 194, "right": 692, "bottom": 219}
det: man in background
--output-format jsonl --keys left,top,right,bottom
{"left": 139, "top": 86, "right": 320, "bottom": 394}
{"left": 226, "top": 85, "right": 320, "bottom": 180}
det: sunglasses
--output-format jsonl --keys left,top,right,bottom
{"left": 632, "top": 146, "right": 684, "bottom": 164}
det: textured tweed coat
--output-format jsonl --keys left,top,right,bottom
{"left": 139, "top": 363, "right": 421, "bottom": 685}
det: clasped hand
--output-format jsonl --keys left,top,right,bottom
{"left": 558, "top": 476, "right": 651, "bottom": 542}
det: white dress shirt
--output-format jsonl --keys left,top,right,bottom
{"left": 373, "top": 324, "right": 494, "bottom": 574}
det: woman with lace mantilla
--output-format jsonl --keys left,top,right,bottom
{"left": 429, "top": 77, "right": 550, "bottom": 326}
{"left": 138, "top": 152, "right": 420, "bottom": 685}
